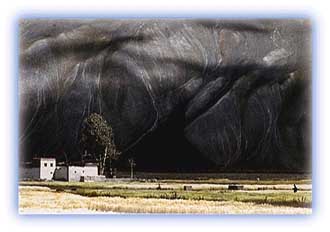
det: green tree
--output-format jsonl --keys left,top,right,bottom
{"left": 79, "top": 113, "right": 120, "bottom": 176}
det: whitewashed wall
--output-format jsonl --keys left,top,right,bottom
{"left": 68, "top": 166, "right": 98, "bottom": 182}
{"left": 22, "top": 163, "right": 99, "bottom": 182}
{"left": 40, "top": 158, "right": 56, "bottom": 180}
{"left": 68, "top": 166, "right": 84, "bottom": 181}
{"left": 83, "top": 166, "right": 98, "bottom": 177}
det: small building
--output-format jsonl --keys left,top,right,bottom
{"left": 20, "top": 158, "right": 56, "bottom": 181}
{"left": 54, "top": 163, "right": 99, "bottom": 182}
{"left": 20, "top": 158, "right": 102, "bottom": 182}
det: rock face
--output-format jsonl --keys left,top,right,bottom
{"left": 19, "top": 19, "right": 311, "bottom": 171}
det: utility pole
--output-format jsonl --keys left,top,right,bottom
{"left": 128, "top": 158, "right": 136, "bottom": 179}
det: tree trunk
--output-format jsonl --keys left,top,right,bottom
{"left": 98, "top": 154, "right": 103, "bottom": 175}
{"left": 100, "top": 146, "right": 108, "bottom": 175}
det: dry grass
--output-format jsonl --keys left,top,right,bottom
{"left": 20, "top": 181, "right": 312, "bottom": 191}
{"left": 19, "top": 186, "right": 311, "bottom": 214}
{"left": 87, "top": 197, "right": 311, "bottom": 214}
{"left": 20, "top": 181, "right": 312, "bottom": 208}
{"left": 19, "top": 186, "right": 91, "bottom": 212}
{"left": 118, "top": 172, "right": 312, "bottom": 185}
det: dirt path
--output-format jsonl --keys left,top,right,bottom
{"left": 19, "top": 186, "right": 311, "bottom": 214}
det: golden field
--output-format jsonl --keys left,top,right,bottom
{"left": 19, "top": 178, "right": 312, "bottom": 214}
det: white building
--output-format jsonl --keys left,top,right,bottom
{"left": 20, "top": 158, "right": 56, "bottom": 181}
{"left": 20, "top": 158, "right": 102, "bottom": 182}
{"left": 54, "top": 163, "right": 99, "bottom": 182}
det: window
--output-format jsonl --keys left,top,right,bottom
{"left": 44, "top": 163, "right": 47, "bottom": 167}
{"left": 50, "top": 163, "right": 53, "bottom": 167}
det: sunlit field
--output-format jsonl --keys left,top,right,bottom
{"left": 19, "top": 186, "right": 310, "bottom": 214}
{"left": 19, "top": 173, "right": 312, "bottom": 214}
